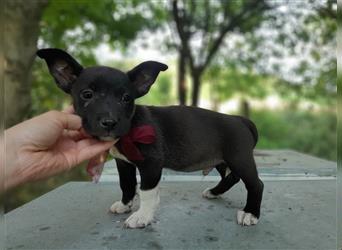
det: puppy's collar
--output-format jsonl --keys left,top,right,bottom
{"left": 118, "top": 125, "right": 156, "bottom": 161}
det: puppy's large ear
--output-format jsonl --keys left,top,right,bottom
{"left": 37, "top": 48, "right": 83, "bottom": 93}
{"left": 127, "top": 61, "right": 168, "bottom": 98}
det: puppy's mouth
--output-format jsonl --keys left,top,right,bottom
{"left": 95, "top": 131, "right": 119, "bottom": 141}
{"left": 99, "top": 136, "right": 117, "bottom": 141}
{"left": 88, "top": 129, "right": 122, "bottom": 141}
{"left": 83, "top": 126, "right": 119, "bottom": 142}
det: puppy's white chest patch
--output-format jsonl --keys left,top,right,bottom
{"left": 110, "top": 146, "right": 131, "bottom": 163}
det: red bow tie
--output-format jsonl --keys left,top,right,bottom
{"left": 118, "top": 125, "right": 156, "bottom": 161}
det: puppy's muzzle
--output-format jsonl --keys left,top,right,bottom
{"left": 99, "top": 117, "right": 117, "bottom": 130}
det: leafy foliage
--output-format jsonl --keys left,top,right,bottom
{"left": 169, "top": 0, "right": 269, "bottom": 66}
{"left": 137, "top": 73, "right": 175, "bottom": 106}
{"left": 252, "top": 110, "right": 336, "bottom": 161}
{"left": 40, "top": 0, "right": 166, "bottom": 64}
{"left": 204, "top": 65, "right": 271, "bottom": 102}
{"left": 254, "top": 1, "right": 336, "bottom": 104}
{"left": 204, "top": 1, "right": 336, "bottom": 107}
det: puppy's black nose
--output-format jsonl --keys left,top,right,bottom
{"left": 100, "top": 118, "right": 117, "bottom": 129}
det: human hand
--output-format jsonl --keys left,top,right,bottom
{"left": 3, "top": 108, "right": 116, "bottom": 191}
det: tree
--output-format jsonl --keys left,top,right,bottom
{"left": 297, "top": 0, "right": 336, "bottom": 103}
{"left": 170, "top": 0, "right": 269, "bottom": 106}
{"left": 204, "top": 64, "right": 271, "bottom": 116}
{"left": 238, "top": 0, "right": 337, "bottom": 105}
{"left": 5, "top": 0, "right": 166, "bottom": 126}
{"left": 40, "top": 1, "right": 165, "bottom": 63}
{"left": 4, "top": 0, "right": 49, "bottom": 128}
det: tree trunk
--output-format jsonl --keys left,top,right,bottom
{"left": 4, "top": 0, "right": 48, "bottom": 128}
{"left": 177, "top": 49, "right": 187, "bottom": 105}
{"left": 191, "top": 72, "right": 202, "bottom": 107}
{"left": 240, "top": 98, "right": 250, "bottom": 118}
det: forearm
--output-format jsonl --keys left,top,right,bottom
{"left": 2, "top": 127, "right": 26, "bottom": 191}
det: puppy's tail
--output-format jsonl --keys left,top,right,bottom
{"left": 239, "top": 117, "right": 258, "bottom": 147}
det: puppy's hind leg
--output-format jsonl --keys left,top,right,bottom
{"left": 225, "top": 152, "right": 264, "bottom": 226}
{"left": 202, "top": 163, "right": 240, "bottom": 199}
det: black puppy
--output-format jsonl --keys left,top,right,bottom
{"left": 37, "top": 48, "right": 263, "bottom": 228}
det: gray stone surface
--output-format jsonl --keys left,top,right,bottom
{"left": 6, "top": 180, "right": 336, "bottom": 250}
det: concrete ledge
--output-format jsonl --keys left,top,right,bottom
{"left": 6, "top": 180, "right": 336, "bottom": 250}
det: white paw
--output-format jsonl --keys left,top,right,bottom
{"left": 124, "top": 185, "right": 159, "bottom": 228}
{"left": 236, "top": 210, "right": 258, "bottom": 226}
{"left": 109, "top": 201, "right": 132, "bottom": 214}
{"left": 202, "top": 188, "right": 220, "bottom": 199}
{"left": 124, "top": 210, "right": 154, "bottom": 228}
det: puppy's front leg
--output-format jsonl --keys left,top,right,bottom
{"left": 110, "top": 159, "right": 137, "bottom": 214}
{"left": 125, "top": 165, "right": 162, "bottom": 228}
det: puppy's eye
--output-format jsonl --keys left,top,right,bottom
{"left": 81, "top": 89, "right": 94, "bottom": 100}
{"left": 121, "top": 93, "right": 131, "bottom": 103}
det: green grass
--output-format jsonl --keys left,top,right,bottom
{"left": 251, "top": 109, "right": 336, "bottom": 161}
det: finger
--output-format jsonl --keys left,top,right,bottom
{"left": 59, "top": 113, "right": 82, "bottom": 131}
{"left": 62, "top": 105, "right": 75, "bottom": 114}
{"left": 62, "top": 127, "right": 93, "bottom": 141}
{"left": 61, "top": 139, "right": 112, "bottom": 169}
{"left": 63, "top": 128, "right": 92, "bottom": 140}
{"left": 77, "top": 137, "right": 118, "bottom": 149}
{"left": 76, "top": 140, "right": 115, "bottom": 164}
{"left": 76, "top": 138, "right": 101, "bottom": 149}
{"left": 63, "top": 130, "right": 85, "bottom": 141}
{"left": 79, "top": 128, "right": 92, "bottom": 138}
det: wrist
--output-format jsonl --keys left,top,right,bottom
{"left": 3, "top": 128, "right": 24, "bottom": 191}
{"left": 0, "top": 135, "right": 4, "bottom": 192}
